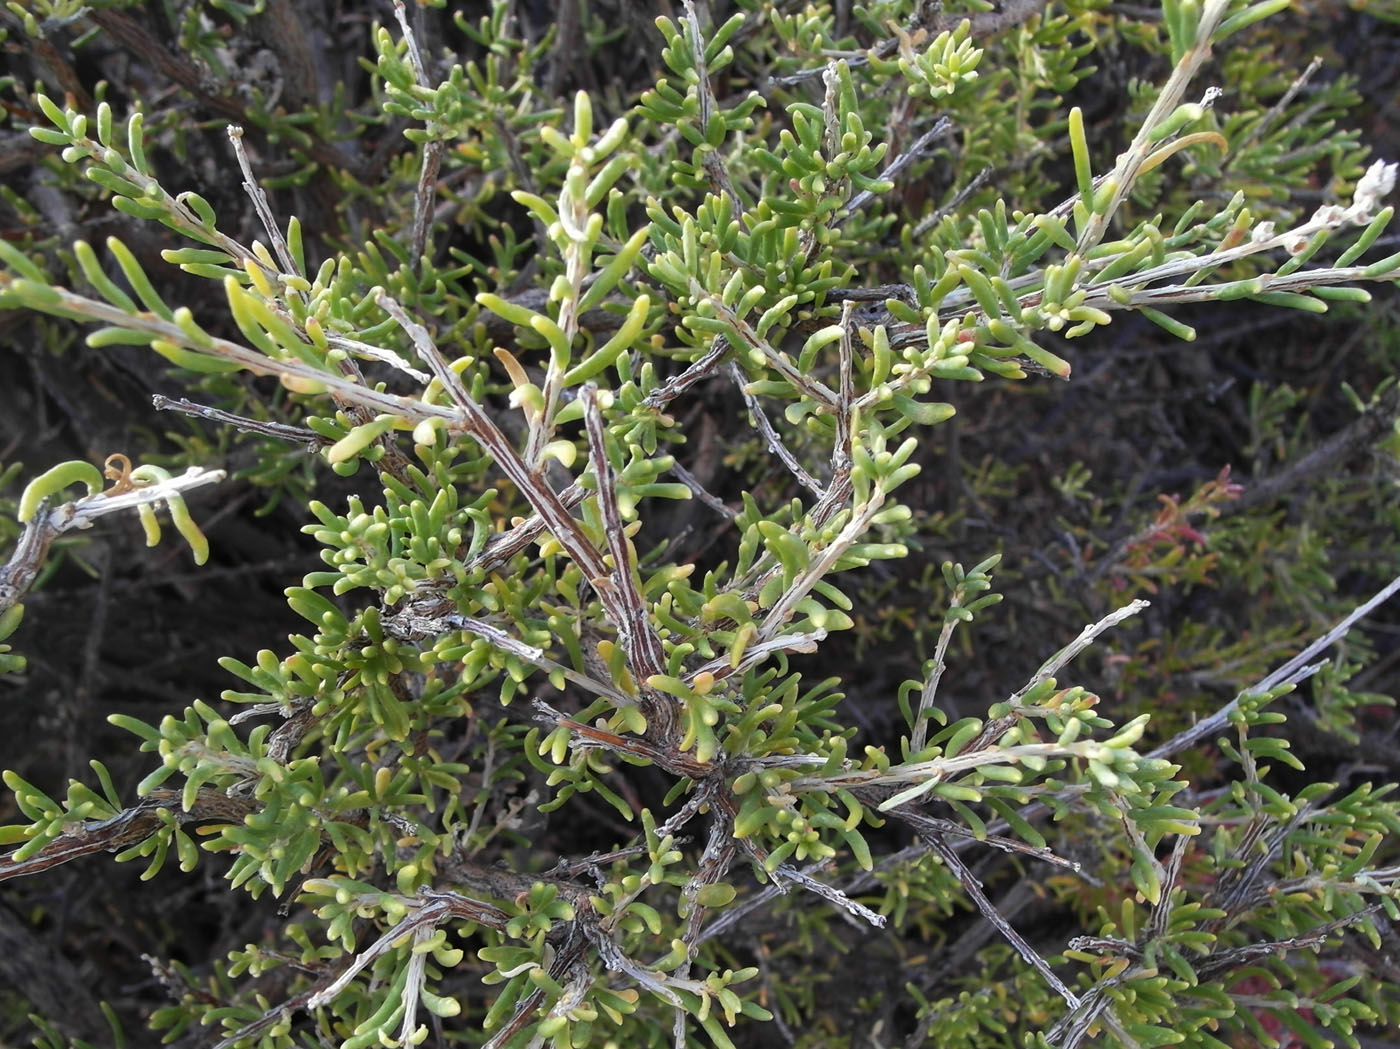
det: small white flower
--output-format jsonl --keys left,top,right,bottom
{"left": 1249, "top": 221, "right": 1276, "bottom": 244}
{"left": 1347, "top": 158, "right": 1397, "bottom": 223}
{"left": 1357, "top": 158, "right": 1397, "bottom": 203}
{"left": 1309, "top": 203, "right": 1347, "bottom": 228}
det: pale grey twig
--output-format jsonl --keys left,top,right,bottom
{"left": 1085, "top": 259, "right": 1400, "bottom": 313}
{"left": 831, "top": 300, "right": 855, "bottom": 492}
{"left": 728, "top": 361, "right": 824, "bottom": 498}
{"left": 757, "top": 490, "right": 886, "bottom": 642}
{"left": 470, "top": 481, "right": 588, "bottom": 573}
{"left": 894, "top": 810, "right": 1085, "bottom": 876}
{"left": 959, "top": 597, "right": 1150, "bottom": 755}
{"left": 303, "top": 890, "right": 509, "bottom": 1010}
{"left": 668, "top": 462, "right": 731, "bottom": 517}
{"left": 227, "top": 125, "right": 300, "bottom": 278}
{"left": 911, "top": 612, "right": 959, "bottom": 754}
{"left": 682, "top": 0, "right": 741, "bottom": 211}
{"left": 695, "top": 873, "right": 791, "bottom": 945}
{"left": 1075, "top": 0, "right": 1231, "bottom": 253}
{"left": 1233, "top": 56, "right": 1322, "bottom": 161}
{"left": 685, "top": 628, "right": 827, "bottom": 686}
{"left": 50, "top": 467, "right": 223, "bottom": 529}
{"left": 322, "top": 333, "right": 430, "bottom": 383}
{"left": 706, "top": 293, "right": 838, "bottom": 407}
{"left": 927, "top": 834, "right": 1080, "bottom": 1009}
{"left": 1023, "top": 599, "right": 1151, "bottom": 696}
{"left": 1196, "top": 905, "right": 1383, "bottom": 979}
{"left": 1145, "top": 833, "right": 1194, "bottom": 944}
{"left": 392, "top": 0, "right": 444, "bottom": 264}
{"left": 643, "top": 336, "right": 732, "bottom": 410}
{"left": 1149, "top": 571, "right": 1400, "bottom": 761}
{"left": 151, "top": 394, "right": 319, "bottom": 446}
{"left": 383, "top": 608, "right": 631, "bottom": 706}
{"left": 913, "top": 166, "right": 992, "bottom": 239}
{"left": 397, "top": 926, "right": 431, "bottom": 1046}
{"left": 845, "top": 118, "right": 952, "bottom": 216}
{"left": 773, "top": 862, "right": 886, "bottom": 927}
{"left": 582, "top": 385, "right": 669, "bottom": 686}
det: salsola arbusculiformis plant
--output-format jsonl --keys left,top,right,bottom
{"left": 2, "top": 0, "right": 1400, "bottom": 1047}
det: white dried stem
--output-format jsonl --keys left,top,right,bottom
{"left": 397, "top": 926, "right": 431, "bottom": 1047}
{"left": 830, "top": 300, "right": 855, "bottom": 494}
{"left": 1018, "top": 599, "right": 1150, "bottom": 700}
{"left": 910, "top": 613, "right": 959, "bottom": 754}
{"left": 803, "top": 738, "right": 1130, "bottom": 795}
{"left": 52, "top": 466, "right": 224, "bottom": 534}
{"left": 306, "top": 891, "right": 509, "bottom": 1010}
{"left": 771, "top": 862, "right": 887, "bottom": 928}
{"left": 526, "top": 165, "right": 589, "bottom": 468}
{"left": 1083, "top": 259, "right": 1399, "bottom": 313}
{"left": 685, "top": 629, "right": 826, "bottom": 687}
{"left": 322, "top": 333, "right": 430, "bottom": 383}
{"left": 384, "top": 609, "right": 631, "bottom": 706}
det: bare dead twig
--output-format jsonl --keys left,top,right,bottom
{"left": 582, "top": 386, "right": 670, "bottom": 689}
{"left": 152, "top": 394, "right": 320, "bottom": 446}
{"left": 1149, "top": 571, "right": 1400, "bottom": 761}
{"left": 682, "top": 0, "right": 743, "bottom": 212}
{"left": 926, "top": 833, "right": 1080, "bottom": 1010}
{"left": 844, "top": 118, "right": 953, "bottom": 217}
{"left": 728, "top": 361, "right": 825, "bottom": 498}
{"left": 667, "top": 461, "right": 732, "bottom": 517}
{"left": 643, "top": 337, "right": 733, "bottom": 410}
{"left": 392, "top": 0, "right": 445, "bottom": 266}
{"left": 228, "top": 125, "right": 301, "bottom": 279}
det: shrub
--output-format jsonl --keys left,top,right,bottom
{"left": 2, "top": 1, "right": 1400, "bottom": 1047}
